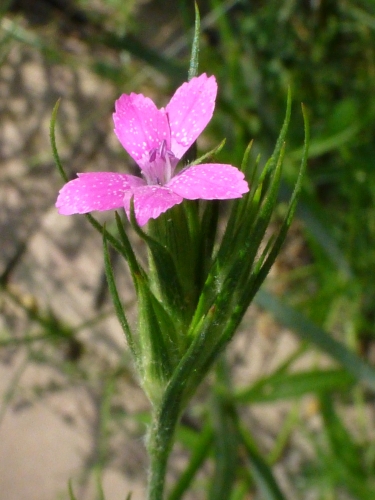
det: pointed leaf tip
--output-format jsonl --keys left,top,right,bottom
{"left": 188, "top": 3, "right": 201, "bottom": 81}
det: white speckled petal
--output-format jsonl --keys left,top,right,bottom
{"left": 123, "top": 185, "right": 183, "bottom": 226}
{"left": 167, "top": 164, "right": 249, "bottom": 200}
{"left": 56, "top": 172, "right": 145, "bottom": 215}
{"left": 113, "top": 93, "right": 171, "bottom": 165}
{"left": 166, "top": 74, "right": 217, "bottom": 160}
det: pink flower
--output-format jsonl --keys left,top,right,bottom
{"left": 56, "top": 74, "right": 249, "bottom": 226}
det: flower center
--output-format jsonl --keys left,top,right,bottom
{"left": 143, "top": 140, "right": 178, "bottom": 186}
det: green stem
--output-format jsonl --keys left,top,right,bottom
{"left": 147, "top": 404, "right": 180, "bottom": 500}
{"left": 146, "top": 307, "right": 217, "bottom": 499}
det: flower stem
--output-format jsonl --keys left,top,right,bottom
{"left": 147, "top": 403, "right": 180, "bottom": 500}
{"left": 146, "top": 302, "right": 216, "bottom": 499}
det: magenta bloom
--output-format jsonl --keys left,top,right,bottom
{"left": 56, "top": 74, "right": 249, "bottom": 226}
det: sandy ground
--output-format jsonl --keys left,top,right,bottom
{"left": 0, "top": 10, "right": 150, "bottom": 497}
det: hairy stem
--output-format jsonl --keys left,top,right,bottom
{"left": 147, "top": 403, "right": 180, "bottom": 500}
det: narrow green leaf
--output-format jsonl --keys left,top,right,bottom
{"left": 290, "top": 121, "right": 361, "bottom": 160}
{"left": 319, "top": 394, "right": 375, "bottom": 498}
{"left": 50, "top": 99, "right": 68, "bottom": 183}
{"left": 294, "top": 197, "right": 352, "bottom": 277}
{"left": 188, "top": 139, "right": 226, "bottom": 167}
{"left": 255, "top": 289, "right": 375, "bottom": 392}
{"left": 114, "top": 212, "right": 146, "bottom": 282}
{"left": 219, "top": 89, "right": 292, "bottom": 267}
{"left": 249, "top": 136, "right": 287, "bottom": 236}
{"left": 189, "top": 141, "right": 284, "bottom": 342}
{"left": 229, "top": 480, "right": 253, "bottom": 500}
{"left": 284, "top": 104, "right": 310, "bottom": 226}
{"left": 208, "top": 366, "right": 238, "bottom": 500}
{"left": 266, "top": 88, "right": 292, "bottom": 175}
{"left": 96, "top": 472, "right": 106, "bottom": 500}
{"left": 237, "top": 425, "right": 286, "bottom": 500}
{"left": 189, "top": 139, "right": 226, "bottom": 166}
{"left": 159, "top": 306, "right": 216, "bottom": 416}
{"left": 211, "top": 103, "right": 309, "bottom": 353}
{"left": 268, "top": 404, "right": 299, "bottom": 464}
{"left": 218, "top": 142, "right": 258, "bottom": 254}
{"left": 247, "top": 102, "right": 310, "bottom": 299}
{"left": 103, "top": 231, "right": 139, "bottom": 365}
{"left": 217, "top": 143, "right": 286, "bottom": 314}
{"left": 68, "top": 481, "right": 78, "bottom": 500}
{"left": 188, "top": 3, "right": 200, "bottom": 81}
{"left": 236, "top": 369, "right": 355, "bottom": 403}
{"left": 168, "top": 425, "right": 214, "bottom": 500}
{"left": 320, "top": 394, "right": 363, "bottom": 473}
{"left": 182, "top": 302, "right": 248, "bottom": 407}
{"left": 240, "top": 140, "right": 255, "bottom": 174}
{"left": 86, "top": 213, "right": 130, "bottom": 261}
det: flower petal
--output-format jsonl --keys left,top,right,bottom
{"left": 56, "top": 172, "right": 145, "bottom": 215}
{"left": 124, "top": 185, "right": 183, "bottom": 226}
{"left": 167, "top": 164, "right": 249, "bottom": 200}
{"left": 166, "top": 74, "right": 217, "bottom": 160}
{"left": 113, "top": 93, "right": 170, "bottom": 165}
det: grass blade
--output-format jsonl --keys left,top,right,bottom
{"left": 236, "top": 369, "right": 355, "bottom": 403}
{"left": 237, "top": 424, "right": 286, "bottom": 500}
{"left": 255, "top": 289, "right": 375, "bottom": 392}
{"left": 168, "top": 425, "right": 213, "bottom": 500}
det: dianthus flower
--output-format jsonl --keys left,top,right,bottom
{"left": 56, "top": 74, "right": 249, "bottom": 226}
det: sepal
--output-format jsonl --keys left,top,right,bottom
{"left": 129, "top": 198, "right": 190, "bottom": 329}
{"left": 136, "top": 277, "right": 176, "bottom": 405}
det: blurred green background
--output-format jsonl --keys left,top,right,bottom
{"left": 1, "top": 1, "right": 375, "bottom": 499}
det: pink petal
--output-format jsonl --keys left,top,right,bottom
{"left": 56, "top": 172, "right": 145, "bottom": 215}
{"left": 124, "top": 185, "right": 183, "bottom": 226}
{"left": 167, "top": 164, "right": 249, "bottom": 200}
{"left": 113, "top": 93, "right": 170, "bottom": 165}
{"left": 166, "top": 74, "right": 217, "bottom": 160}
